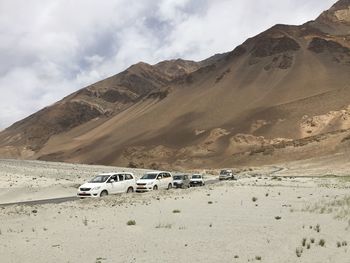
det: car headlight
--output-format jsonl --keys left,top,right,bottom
{"left": 92, "top": 186, "right": 101, "bottom": 190}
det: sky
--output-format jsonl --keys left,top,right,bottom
{"left": 0, "top": 0, "right": 338, "bottom": 129}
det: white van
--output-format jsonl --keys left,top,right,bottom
{"left": 136, "top": 171, "right": 173, "bottom": 192}
{"left": 77, "top": 172, "right": 136, "bottom": 197}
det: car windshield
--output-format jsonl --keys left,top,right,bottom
{"left": 141, "top": 173, "right": 157, "bottom": 180}
{"left": 220, "top": 170, "right": 229, "bottom": 175}
{"left": 173, "top": 175, "right": 184, "bottom": 180}
{"left": 89, "top": 175, "right": 110, "bottom": 183}
{"left": 192, "top": 175, "right": 202, "bottom": 179}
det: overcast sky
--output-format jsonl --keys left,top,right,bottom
{"left": 0, "top": 0, "right": 338, "bottom": 129}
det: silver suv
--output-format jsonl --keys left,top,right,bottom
{"left": 173, "top": 174, "right": 190, "bottom": 189}
{"left": 219, "top": 169, "right": 235, "bottom": 180}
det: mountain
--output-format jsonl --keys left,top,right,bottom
{"left": 1, "top": 0, "right": 350, "bottom": 169}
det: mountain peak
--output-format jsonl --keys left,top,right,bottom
{"left": 317, "top": 0, "right": 350, "bottom": 24}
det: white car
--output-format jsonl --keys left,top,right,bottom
{"left": 190, "top": 174, "right": 205, "bottom": 187}
{"left": 219, "top": 169, "right": 234, "bottom": 180}
{"left": 77, "top": 172, "right": 136, "bottom": 198}
{"left": 136, "top": 171, "right": 173, "bottom": 192}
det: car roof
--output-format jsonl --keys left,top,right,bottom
{"left": 98, "top": 172, "right": 133, "bottom": 176}
{"left": 146, "top": 171, "right": 170, "bottom": 174}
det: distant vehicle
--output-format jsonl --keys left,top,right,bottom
{"left": 219, "top": 169, "right": 235, "bottom": 180}
{"left": 173, "top": 174, "right": 191, "bottom": 189}
{"left": 136, "top": 171, "right": 173, "bottom": 192}
{"left": 77, "top": 172, "right": 136, "bottom": 198}
{"left": 190, "top": 174, "right": 205, "bottom": 187}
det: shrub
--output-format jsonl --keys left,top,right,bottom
{"left": 127, "top": 220, "right": 136, "bottom": 226}
{"left": 296, "top": 247, "right": 303, "bottom": 257}
{"left": 319, "top": 239, "right": 325, "bottom": 247}
{"left": 302, "top": 238, "right": 307, "bottom": 247}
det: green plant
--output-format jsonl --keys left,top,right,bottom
{"left": 255, "top": 256, "right": 262, "bottom": 261}
{"left": 82, "top": 217, "right": 88, "bottom": 226}
{"left": 337, "top": 241, "right": 342, "bottom": 248}
{"left": 302, "top": 238, "right": 307, "bottom": 247}
{"left": 208, "top": 201, "right": 213, "bottom": 204}
{"left": 319, "top": 239, "right": 325, "bottom": 247}
{"left": 275, "top": 216, "right": 282, "bottom": 220}
{"left": 252, "top": 197, "right": 258, "bottom": 202}
{"left": 296, "top": 247, "right": 303, "bottom": 257}
{"left": 172, "top": 209, "right": 181, "bottom": 213}
{"left": 315, "top": 224, "right": 320, "bottom": 233}
{"left": 310, "top": 238, "right": 315, "bottom": 244}
{"left": 127, "top": 220, "right": 136, "bottom": 226}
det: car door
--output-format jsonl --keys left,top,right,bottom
{"left": 125, "top": 173, "right": 135, "bottom": 191}
{"left": 163, "top": 172, "right": 171, "bottom": 188}
{"left": 106, "top": 175, "right": 118, "bottom": 194}
{"left": 116, "top": 174, "right": 125, "bottom": 193}
{"left": 156, "top": 173, "right": 164, "bottom": 189}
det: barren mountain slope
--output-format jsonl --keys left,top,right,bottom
{"left": 0, "top": 0, "right": 350, "bottom": 169}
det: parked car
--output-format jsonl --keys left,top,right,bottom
{"left": 173, "top": 174, "right": 190, "bottom": 189}
{"left": 77, "top": 172, "right": 136, "bottom": 198}
{"left": 190, "top": 174, "right": 205, "bottom": 187}
{"left": 136, "top": 171, "right": 173, "bottom": 192}
{"left": 219, "top": 169, "right": 235, "bottom": 180}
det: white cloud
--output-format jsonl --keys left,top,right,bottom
{"left": 0, "top": 0, "right": 338, "bottom": 128}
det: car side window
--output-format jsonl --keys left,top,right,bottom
{"left": 125, "top": 174, "right": 132, "bottom": 180}
{"left": 108, "top": 175, "right": 117, "bottom": 182}
{"left": 163, "top": 173, "right": 170, "bottom": 178}
{"left": 157, "top": 173, "right": 163, "bottom": 179}
{"left": 118, "top": 174, "right": 124, "bottom": 181}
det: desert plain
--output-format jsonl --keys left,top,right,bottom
{"left": 0, "top": 155, "right": 350, "bottom": 263}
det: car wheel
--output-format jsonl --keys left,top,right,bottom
{"left": 167, "top": 183, "right": 172, "bottom": 190}
{"left": 127, "top": 187, "right": 134, "bottom": 193}
{"left": 100, "top": 190, "right": 108, "bottom": 197}
{"left": 153, "top": 185, "right": 158, "bottom": 191}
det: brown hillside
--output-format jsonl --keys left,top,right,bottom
{"left": 1, "top": 0, "right": 350, "bottom": 169}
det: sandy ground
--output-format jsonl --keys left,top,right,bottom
{"left": 1, "top": 159, "right": 350, "bottom": 262}
{"left": 0, "top": 159, "right": 150, "bottom": 204}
